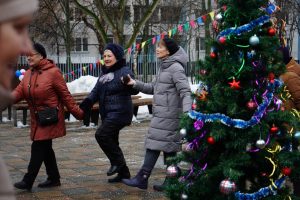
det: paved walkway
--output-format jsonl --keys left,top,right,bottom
{"left": 0, "top": 121, "right": 168, "bottom": 200}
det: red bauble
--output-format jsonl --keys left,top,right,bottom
{"left": 270, "top": 124, "right": 279, "bottom": 134}
{"left": 268, "top": 72, "right": 275, "bottom": 83}
{"left": 229, "top": 78, "right": 241, "bottom": 90}
{"left": 268, "top": 28, "right": 276, "bottom": 36}
{"left": 207, "top": 136, "right": 215, "bottom": 145}
{"left": 219, "top": 36, "right": 226, "bottom": 44}
{"left": 282, "top": 167, "right": 292, "bottom": 176}
{"left": 210, "top": 52, "right": 217, "bottom": 59}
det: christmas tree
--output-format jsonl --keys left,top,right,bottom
{"left": 166, "top": 0, "right": 300, "bottom": 199}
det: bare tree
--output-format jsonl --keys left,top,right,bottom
{"left": 275, "top": 0, "right": 300, "bottom": 53}
{"left": 74, "top": 0, "right": 160, "bottom": 50}
{"left": 30, "top": 0, "right": 83, "bottom": 65}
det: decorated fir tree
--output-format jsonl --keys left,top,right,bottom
{"left": 166, "top": 0, "right": 300, "bottom": 199}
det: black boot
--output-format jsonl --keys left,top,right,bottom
{"left": 38, "top": 179, "right": 61, "bottom": 188}
{"left": 107, "top": 165, "right": 125, "bottom": 176}
{"left": 153, "top": 177, "right": 168, "bottom": 191}
{"left": 14, "top": 181, "right": 32, "bottom": 191}
{"left": 122, "top": 169, "right": 151, "bottom": 189}
{"left": 108, "top": 165, "right": 131, "bottom": 183}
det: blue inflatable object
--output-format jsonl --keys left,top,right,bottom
{"left": 15, "top": 70, "right": 21, "bottom": 78}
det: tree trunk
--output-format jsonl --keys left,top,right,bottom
{"left": 204, "top": 0, "right": 212, "bottom": 55}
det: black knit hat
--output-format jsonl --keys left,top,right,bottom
{"left": 33, "top": 43, "right": 47, "bottom": 59}
{"left": 162, "top": 38, "right": 179, "bottom": 56}
{"left": 104, "top": 43, "right": 124, "bottom": 61}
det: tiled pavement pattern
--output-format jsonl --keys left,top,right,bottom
{"left": 0, "top": 121, "right": 168, "bottom": 200}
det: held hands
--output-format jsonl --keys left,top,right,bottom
{"left": 121, "top": 74, "right": 136, "bottom": 86}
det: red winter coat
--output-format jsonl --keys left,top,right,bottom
{"left": 13, "top": 59, "right": 84, "bottom": 141}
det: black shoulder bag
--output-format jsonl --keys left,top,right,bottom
{"left": 28, "top": 70, "right": 59, "bottom": 126}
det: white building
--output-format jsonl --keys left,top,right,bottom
{"left": 42, "top": 0, "right": 299, "bottom": 64}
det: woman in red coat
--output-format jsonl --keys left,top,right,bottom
{"left": 12, "top": 43, "right": 84, "bottom": 191}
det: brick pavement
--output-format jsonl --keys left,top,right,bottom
{"left": 0, "top": 121, "right": 168, "bottom": 200}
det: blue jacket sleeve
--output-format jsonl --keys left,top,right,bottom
{"left": 87, "top": 78, "right": 100, "bottom": 104}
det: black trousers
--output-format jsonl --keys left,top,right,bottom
{"left": 23, "top": 140, "right": 60, "bottom": 186}
{"left": 95, "top": 121, "right": 126, "bottom": 166}
{"left": 142, "top": 149, "right": 176, "bottom": 172}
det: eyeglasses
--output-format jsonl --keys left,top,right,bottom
{"left": 27, "top": 52, "right": 40, "bottom": 57}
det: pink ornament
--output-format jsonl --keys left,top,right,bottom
{"left": 194, "top": 120, "right": 204, "bottom": 130}
{"left": 192, "top": 104, "right": 197, "bottom": 110}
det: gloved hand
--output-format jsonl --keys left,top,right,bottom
{"left": 121, "top": 74, "right": 136, "bottom": 85}
{"left": 80, "top": 98, "right": 93, "bottom": 112}
{"left": 80, "top": 98, "right": 93, "bottom": 126}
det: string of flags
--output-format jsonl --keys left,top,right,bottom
{"left": 62, "top": 60, "right": 104, "bottom": 79}
{"left": 63, "top": 8, "right": 221, "bottom": 78}
{"left": 126, "top": 9, "right": 219, "bottom": 54}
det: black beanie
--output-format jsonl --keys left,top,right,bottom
{"left": 104, "top": 43, "right": 124, "bottom": 61}
{"left": 163, "top": 38, "right": 179, "bottom": 56}
{"left": 33, "top": 43, "right": 47, "bottom": 59}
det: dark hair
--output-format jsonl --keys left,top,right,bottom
{"left": 33, "top": 43, "right": 47, "bottom": 59}
{"left": 159, "top": 38, "right": 179, "bottom": 56}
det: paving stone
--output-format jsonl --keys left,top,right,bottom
{"left": 0, "top": 121, "right": 168, "bottom": 199}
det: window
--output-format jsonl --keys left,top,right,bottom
{"left": 134, "top": 6, "right": 143, "bottom": 22}
{"left": 161, "top": 7, "right": 181, "bottom": 24}
{"left": 74, "top": 38, "right": 88, "bottom": 52}
{"left": 149, "top": 7, "right": 159, "bottom": 23}
{"left": 70, "top": 7, "right": 82, "bottom": 22}
{"left": 124, "top": 6, "right": 131, "bottom": 23}
{"left": 196, "top": 37, "right": 205, "bottom": 51}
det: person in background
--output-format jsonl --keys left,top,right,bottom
{"left": 12, "top": 43, "right": 84, "bottom": 191}
{"left": 0, "top": 0, "right": 38, "bottom": 199}
{"left": 279, "top": 47, "right": 300, "bottom": 197}
{"left": 279, "top": 47, "right": 300, "bottom": 110}
{"left": 80, "top": 43, "right": 138, "bottom": 183}
{"left": 122, "top": 38, "right": 192, "bottom": 191}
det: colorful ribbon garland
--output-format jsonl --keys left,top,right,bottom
{"left": 217, "top": 15, "right": 270, "bottom": 38}
{"left": 188, "top": 80, "right": 282, "bottom": 129}
{"left": 235, "top": 176, "right": 286, "bottom": 200}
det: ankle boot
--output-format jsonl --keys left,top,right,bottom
{"left": 14, "top": 180, "right": 32, "bottom": 191}
{"left": 108, "top": 165, "right": 131, "bottom": 183}
{"left": 38, "top": 179, "right": 61, "bottom": 188}
{"left": 153, "top": 176, "right": 168, "bottom": 191}
{"left": 122, "top": 169, "right": 151, "bottom": 189}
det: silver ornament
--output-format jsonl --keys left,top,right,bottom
{"left": 181, "top": 193, "right": 188, "bottom": 200}
{"left": 256, "top": 139, "right": 266, "bottom": 149}
{"left": 215, "top": 13, "right": 223, "bottom": 22}
{"left": 180, "top": 128, "right": 187, "bottom": 137}
{"left": 294, "top": 132, "right": 300, "bottom": 141}
{"left": 166, "top": 165, "right": 180, "bottom": 178}
{"left": 249, "top": 35, "right": 260, "bottom": 46}
{"left": 219, "top": 179, "right": 237, "bottom": 195}
{"left": 178, "top": 161, "right": 192, "bottom": 171}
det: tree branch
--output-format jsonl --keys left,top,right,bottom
{"left": 74, "top": 0, "right": 108, "bottom": 44}
{"left": 126, "top": 0, "right": 160, "bottom": 48}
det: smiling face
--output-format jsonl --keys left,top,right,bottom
{"left": 103, "top": 50, "right": 117, "bottom": 68}
{"left": 156, "top": 41, "right": 170, "bottom": 59}
{"left": 27, "top": 50, "right": 43, "bottom": 67}
{"left": 0, "top": 14, "right": 33, "bottom": 89}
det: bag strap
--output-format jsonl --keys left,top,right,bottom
{"left": 27, "top": 70, "right": 39, "bottom": 140}
{"left": 28, "top": 70, "right": 38, "bottom": 114}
